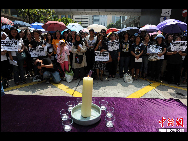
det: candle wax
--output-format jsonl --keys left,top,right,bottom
{"left": 81, "top": 77, "right": 93, "bottom": 117}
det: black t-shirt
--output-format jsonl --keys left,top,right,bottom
{"left": 107, "top": 40, "right": 120, "bottom": 60}
{"left": 101, "top": 37, "right": 108, "bottom": 51}
{"left": 30, "top": 39, "right": 45, "bottom": 49}
{"left": 156, "top": 42, "right": 167, "bottom": 60}
{"left": 166, "top": 45, "right": 185, "bottom": 64}
{"left": 120, "top": 39, "right": 131, "bottom": 57}
{"left": 130, "top": 43, "right": 144, "bottom": 58}
{"left": 42, "top": 57, "right": 55, "bottom": 72}
{"left": 23, "top": 39, "right": 33, "bottom": 48}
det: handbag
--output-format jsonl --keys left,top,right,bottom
{"left": 75, "top": 54, "right": 83, "bottom": 64}
{"left": 16, "top": 51, "right": 27, "bottom": 61}
{"left": 65, "top": 65, "right": 74, "bottom": 83}
{"left": 124, "top": 73, "right": 133, "bottom": 83}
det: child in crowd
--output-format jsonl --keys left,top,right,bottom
{"left": 57, "top": 40, "right": 70, "bottom": 78}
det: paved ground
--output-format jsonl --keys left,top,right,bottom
{"left": 3, "top": 73, "right": 187, "bottom": 106}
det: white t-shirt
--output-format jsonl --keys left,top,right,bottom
{"left": 85, "top": 35, "right": 97, "bottom": 48}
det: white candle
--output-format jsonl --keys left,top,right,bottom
{"left": 81, "top": 76, "right": 93, "bottom": 117}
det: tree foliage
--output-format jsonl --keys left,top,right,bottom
{"left": 51, "top": 16, "right": 77, "bottom": 25}
{"left": 16, "top": 9, "right": 55, "bottom": 23}
{"left": 16, "top": 9, "right": 78, "bottom": 26}
{"left": 107, "top": 19, "right": 121, "bottom": 29}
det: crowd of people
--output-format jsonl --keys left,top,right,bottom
{"left": 1, "top": 26, "right": 187, "bottom": 89}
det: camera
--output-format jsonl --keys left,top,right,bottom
{"left": 36, "top": 62, "right": 41, "bottom": 66}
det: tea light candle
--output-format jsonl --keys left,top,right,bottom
{"left": 81, "top": 76, "right": 93, "bottom": 118}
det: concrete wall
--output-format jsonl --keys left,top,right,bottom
{"left": 140, "top": 9, "right": 161, "bottom": 26}
{"left": 140, "top": 9, "right": 186, "bottom": 27}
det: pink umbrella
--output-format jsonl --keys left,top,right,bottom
{"left": 42, "top": 21, "right": 67, "bottom": 31}
{"left": 82, "top": 28, "right": 89, "bottom": 33}
{"left": 149, "top": 30, "right": 162, "bottom": 36}
{"left": 1, "top": 17, "right": 14, "bottom": 26}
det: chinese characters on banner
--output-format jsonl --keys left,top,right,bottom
{"left": 170, "top": 41, "right": 187, "bottom": 51}
{"left": 1, "top": 40, "right": 18, "bottom": 51}
{"left": 29, "top": 45, "right": 47, "bottom": 57}
{"left": 95, "top": 51, "right": 109, "bottom": 61}
{"left": 159, "top": 117, "right": 184, "bottom": 128}
{"left": 147, "top": 44, "right": 162, "bottom": 54}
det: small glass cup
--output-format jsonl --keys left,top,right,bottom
{"left": 60, "top": 109, "right": 69, "bottom": 120}
{"left": 62, "top": 117, "right": 73, "bottom": 132}
{"left": 105, "top": 115, "right": 115, "bottom": 128}
{"left": 66, "top": 101, "right": 75, "bottom": 112}
{"left": 105, "top": 106, "right": 114, "bottom": 118}
{"left": 99, "top": 100, "right": 108, "bottom": 110}
{"left": 92, "top": 97, "right": 95, "bottom": 104}
{"left": 76, "top": 97, "right": 82, "bottom": 105}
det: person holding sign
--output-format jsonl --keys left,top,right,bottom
{"left": 130, "top": 35, "right": 144, "bottom": 80}
{"left": 166, "top": 36, "right": 186, "bottom": 85}
{"left": 71, "top": 33, "right": 87, "bottom": 80}
{"left": 94, "top": 33, "right": 112, "bottom": 81}
{"left": 7, "top": 27, "right": 26, "bottom": 85}
{"left": 1, "top": 32, "right": 10, "bottom": 88}
{"left": 107, "top": 33, "right": 120, "bottom": 78}
{"left": 140, "top": 33, "right": 152, "bottom": 79}
{"left": 149, "top": 34, "right": 166, "bottom": 82}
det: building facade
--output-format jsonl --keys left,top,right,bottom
{"left": 73, "top": 15, "right": 92, "bottom": 28}
{"left": 93, "top": 15, "right": 107, "bottom": 27}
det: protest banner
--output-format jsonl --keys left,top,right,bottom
{"left": 1, "top": 40, "right": 18, "bottom": 51}
{"left": 147, "top": 44, "right": 162, "bottom": 54}
{"left": 29, "top": 45, "right": 47, "bottom": 57}
{"left": 170, "top": 41, "right": 187, "bottom": 51}
{"left": 95, "top": 51, "right": 109, "bottom": 61}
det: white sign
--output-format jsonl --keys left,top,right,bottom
{"left": 1, "top": 40, "right": 18, "bottom": 51}
{"left": 29, "top": 45, "right": 47, "bottom": 57}
{"left": 160, "top": 9, "right": 171, "bottom": 22}
{"left": 135, "top": 58, "right": 142, "bottom": 62}
{"left": 95, "top": 51, "right": 109, "bottom": 61}
{"left": 147, "top": 45, "right": 162, "bottom": 54}
{"left": 158, "top": 55, "right": 164, "bottom": 60}
{"left": 161, "top": 9, "right": 171, "bottom": 16}
{"left": 170, "top": 41, "right": 187, "bottom": 51}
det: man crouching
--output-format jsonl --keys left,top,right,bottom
{"left": 35, "top": 58, "right": 61, "bottom": 84}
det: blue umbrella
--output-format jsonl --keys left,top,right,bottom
{"left": 1, "top": 25, "right": 13, "bottom": 30}
{"left": 13, "top": 20, "right": 31, "bottom": 27}
{"left": 30, "top": 22, "right": 45, "bottom": 32}
{"left": 154, "top": 34, "right": 165, "bottom": 39}
{"left": 66, "top": 23, "right": 83, "bottom": 33}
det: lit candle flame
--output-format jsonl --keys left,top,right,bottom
{"left": 88, "top": 75, "right": 89, "bottom": 77}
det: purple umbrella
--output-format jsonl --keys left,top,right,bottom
{"left": 157, "top": 19, "right": 187, "bottom": 34}
{"left": 139, "top": 24, "right": 159, "bottom": 33}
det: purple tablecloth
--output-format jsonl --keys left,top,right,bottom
{"left": 1, "top": 95, "right": 187, "bottom": 132}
